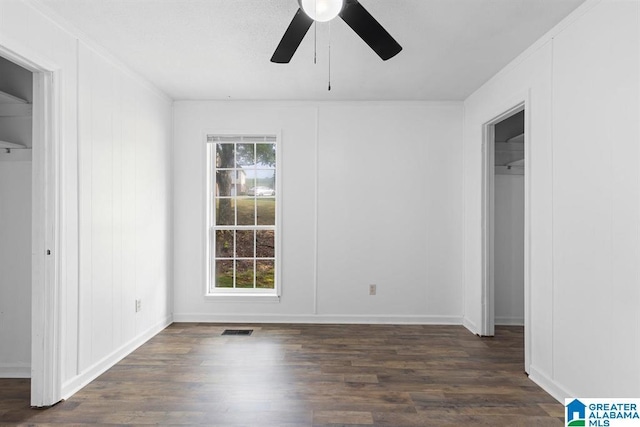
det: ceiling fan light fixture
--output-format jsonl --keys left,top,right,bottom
{"left": 271, "top": 0, "right": 402, "bottom": 63}
{"left": 300, "top": 0, "right": 344, "bottom": 22}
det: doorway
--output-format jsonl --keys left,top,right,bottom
{"left": 0, "top": 44, "right": 61, "bottom": 407}
{"left": 0, "top": 56, "right": 33, "bottom": 380}
{"left": 493, "top": 111, "right": 525, "bottom": 327}
{"left": 481, "top": 102, "right": 530, "bottom": 373}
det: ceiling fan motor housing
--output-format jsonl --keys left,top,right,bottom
{"left": 298, "top": 0, "right": 345, "bottom": 22}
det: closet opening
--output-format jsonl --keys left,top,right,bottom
{"left": 0, "top": 56, "right": 34, "bottom": 382}
{"left": 0, "top": 45, "right": 61, "bottom": 406}
{"left": 481, "top": 103, "right": 530, "bottom": 373}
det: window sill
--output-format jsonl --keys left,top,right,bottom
{"left": 204, "top": 293, "right": 280, "bottom": 303}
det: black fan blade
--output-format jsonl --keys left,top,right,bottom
{"left": 339, "top": 0, "right": 402, "bottom": 61}
{"left": 271, "top": 8, "right": 314, "bottom": 63}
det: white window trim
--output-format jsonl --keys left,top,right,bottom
{"left": 203, "top": 132, "right": 282, "bottom": 300}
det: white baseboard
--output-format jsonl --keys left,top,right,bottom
{"left": 173, "top": 313, "right": 463, "bottom": 325}
{"left": 0, "top": 363, "right": 30, "bottom": 378}
{"left": 528, "top": 365, "right": 573, "bottom": 403}
{"left": 61, "top": 315, "right": 173, "bottom": 400}
{"left": 495, "top": 316, "right": 524, "bottom": 326}
{"left": 462, "top": 317, "right": 479, "bottom": 335}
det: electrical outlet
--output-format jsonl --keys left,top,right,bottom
{"left": 369, "top": 284, "right": 377, "bottom": 296}
{"left": 135, "top": 299, "right": 142, "bottom": 312}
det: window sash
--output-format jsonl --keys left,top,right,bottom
{"left": 205, "top": 135, "right": 279, "bottom": 295}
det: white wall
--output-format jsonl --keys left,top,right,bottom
{"left": 463, "top": 0, "right": 639, "bottom": 399}
{"left": 70, "top": 42, "right": 173, "bottom": 396}
{"left": 0, "top": 160, "right": 32, "bottom": 377}
{"left": 173, "top": 101, "right": 464, "bottom": 323}
{"left": 0, "top": 0, "right": 173, "bottom": 400}
{"left": 494, "top": 174, "right": 524, "bottom": 325}
{"left": 550, "top": 0, "right": 639, "bottom": 398}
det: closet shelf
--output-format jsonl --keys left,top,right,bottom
{"left": 0, "top": 140, "right": 28, "bottom": 149}
{"left": 0, "top": 90, "right": 29, "bottom": 104}
{"left": 0, "top": 90, "right": 31, "bottom": 117}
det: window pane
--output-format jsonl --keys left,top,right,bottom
{"left": 242, "top": 177, "right": 255, "bottom": 196}
{"left": 236, "top": 230, "right": 255, "bottom": 258}
{"left": 236, "top": 260, "right": 254, "bottom": 288}
{"left": 215, "top": 260, "right": 234, "bottom": 288}
{"left": 256, "top": 260, "right": 275, "bottom": 289}
{"left": 236, "top": 198, "right": 255, "bottom": 225}
{"left": 216, "top": 198, "right": 235, "bottom": 226}
{"left": 216, "top": 170, "right": 235, "bottom": 196}
{"left": 248, "top": 185, "right": 275, "bottom": 197}
{"left": 255, "top": 169, "right": 275, "bottom": 192}
{"left": 215, "top": 230, "right": 234, "bottom": 258}
{"left": 216, "top": 143, "right": 235, "bottom": 168}
{"left": 256, "top": 230, "right": 275, "bottom": 258}
{"left": 236, "top": 144, "right": 255, "bottom": 167}
{"left": 256, "top": 143, "right": 276, "bottom": 167}
{"left": 257, "top": 198, "right": 275, "bottom": 226}
{"left": 231, "top": 170, "right": 245, "bottom": 196}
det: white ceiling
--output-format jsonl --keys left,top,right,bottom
{"left": 37, "top": 0, "right": 586, "bottom": 101}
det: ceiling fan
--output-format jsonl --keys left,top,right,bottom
{"left": 271, "top": 0, "right": 402, "bottom": 63}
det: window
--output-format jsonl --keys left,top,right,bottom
{"left": 206, "top": 135, "right": 278, "bottom": 296}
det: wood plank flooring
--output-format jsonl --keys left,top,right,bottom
{"left": 0, "top": 324, "right": 564, "bottom": 426}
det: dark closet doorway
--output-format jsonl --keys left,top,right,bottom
{"left": 0, "top": 55, "right": 34, "bottom": 382}
{"left": 481, "top": 103, "right": 529, "bottom": 372}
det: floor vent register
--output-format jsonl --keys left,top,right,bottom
{"left": 222, "top": 329, "right": 253, "bottom": 336}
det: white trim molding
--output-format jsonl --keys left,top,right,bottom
{"left": 462, "top": 317, "right": 479, "bottom": 335}
{"left": 0, "top": 363, "right": 31, "bottom": 379}
{"left": 172, "top": 313, "right": 464, "bottom": 325}
{"left": 528, "top": 365, "right": 573, "bottom": 403}
{"left": 495, "top": 316, "right": 525, "bottom": 326}
{"left": 30, "top": 69, "right": 62, "bottom": 408}
{"left": 204, "top": 294, "right": 280, "bottom": 303}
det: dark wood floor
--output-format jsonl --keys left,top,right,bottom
{"left": 0, "top": 323, "right": 563, "bottom": 426}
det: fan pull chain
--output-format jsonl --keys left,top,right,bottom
{"left": 314, "top": 0, "right": 317, "bottom": 64}
{"left": 328, "top": 22, "right": 332, "bottom": 91}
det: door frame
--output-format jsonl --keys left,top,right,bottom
{"left": 481, "top": 97, "right": 531, "bottom": 373}
{"left": 0, "top": 42, "right": 62, "bottom": 406}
